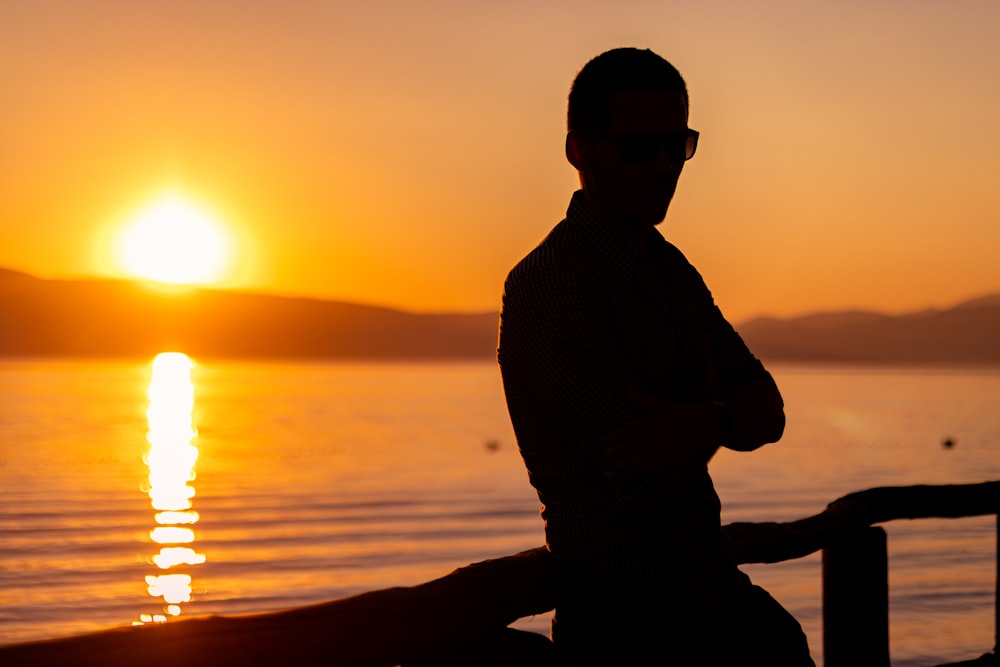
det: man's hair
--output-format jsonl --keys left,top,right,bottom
{"left": 567, "top": 47, "right": 688, "bottom": 136}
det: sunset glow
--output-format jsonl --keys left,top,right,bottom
{"left": 114, "top": 195, "right": 233, "bottom": 286}
{"left": 2, "top": 2, "right": 1000, "bottom": 322}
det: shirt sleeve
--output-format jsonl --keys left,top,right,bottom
{"left": 498, "top": 259, "right": 641, "bottom": 447}
{"left": 683, "top": 261, "right": 774, "bottom": 398}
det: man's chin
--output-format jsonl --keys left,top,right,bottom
{"left": 627, "top": 202, "right": 670, "bottom": 227}
{"left": 633, "top": 190, "right": 674, "bottom": 220}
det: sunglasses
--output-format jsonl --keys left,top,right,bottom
{"left": 606, "top": 129, "right": 700, "bottom": 164}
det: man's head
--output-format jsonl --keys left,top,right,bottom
{"left": 566, "top": 48, "right": 698, "bottom": 230}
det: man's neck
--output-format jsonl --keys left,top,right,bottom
{"left": 581, "top": 190, "right": 660, "bottom": 254}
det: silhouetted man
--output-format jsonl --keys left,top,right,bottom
{"left": 498, "top": 48, "right": 814, "bottom": 665}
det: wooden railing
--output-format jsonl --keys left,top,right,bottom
{"left": 731, "top": 482, "right": 999, "bottom": 667}
{"left": 1, "top": 481, "right": 996, "bottom": 667}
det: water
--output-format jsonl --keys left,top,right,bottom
{"left": 0, "top": 358, "right": 998, "bottom": 666}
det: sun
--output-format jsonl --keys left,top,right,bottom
{"left": 114, "top": 194, "right": 233, "bottom": 286}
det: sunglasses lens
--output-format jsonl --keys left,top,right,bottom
{"left": 685, "top": 133, "right": 698, "bottom": 160}
{"left": 619, "top": 136, "right": 659, "bottom": 163}
{"left": 666, "top": 136, "right": 688, "bottom": 161}
{"left": 615, "top": 132, "right": 697, "bottom": 164}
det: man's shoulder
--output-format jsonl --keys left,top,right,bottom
{"left": 506, "top": 218, "right": 599, "bottom": 285}
{"left": 656, "top": 235, "right": 696, "bottom": 269}
{"left": 654, "top": 235, "right": 711, "bottom": 287}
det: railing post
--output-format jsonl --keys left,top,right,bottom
{"left": 823, "top": 525, "right": 889, "bottom": 667}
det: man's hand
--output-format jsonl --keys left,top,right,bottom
{"left": 605, "top": 389, "right": 720, "bottom": 475}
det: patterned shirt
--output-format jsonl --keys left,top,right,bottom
{"left": 498, "top": 190, "right": 774, "bottom": 608}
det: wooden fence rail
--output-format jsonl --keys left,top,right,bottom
{"left": 1, "top": 481, "right": 997, "bottom": 666}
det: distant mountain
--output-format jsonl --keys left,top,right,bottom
{"left": 3, "top": 268, "right": 999, "bottom": 363}
{"left": 0, "top": 269, "right": 499, "bottom": 360}
{"left": 738, "top": 296, "right": 1000, "bottom": 364}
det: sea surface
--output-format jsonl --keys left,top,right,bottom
{"left": 1, "top": 357, "right": 998, "bottom": 666}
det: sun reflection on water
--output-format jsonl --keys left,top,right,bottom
{"left": 135, "top": 352, "right": 205, "bottom": 626}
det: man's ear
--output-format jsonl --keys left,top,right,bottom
{"left": 565, "top": 132, "right": 590, "bottom": 170}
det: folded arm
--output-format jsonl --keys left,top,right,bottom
{"left": 605, "top": 374, "right": 784, "bottom": 474}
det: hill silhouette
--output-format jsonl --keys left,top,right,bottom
{"left": 739, "top": 296, "right": 1000, "bottom": 364}
{"left": 3, "top": 268, "right": 999, "bottom": 363}
{"left": 0, "top": 269, "right": 498, "bottom": 359}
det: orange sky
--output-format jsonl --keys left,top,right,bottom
{"left": 2, "top": 0, "right": 998, "bottom": 324}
